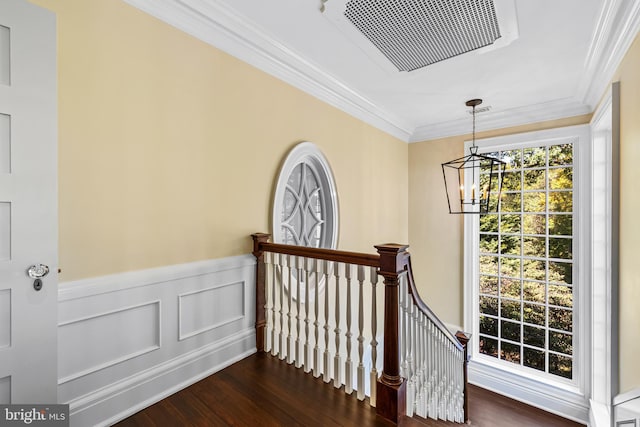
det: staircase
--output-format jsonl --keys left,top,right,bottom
{"left": 252, "top": 233, "right": 469, "bottom": 424}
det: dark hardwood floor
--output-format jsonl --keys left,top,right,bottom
{"left": 114, "top": 352, "right": 584, "bottom": 427}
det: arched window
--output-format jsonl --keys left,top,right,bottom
{"left": 272, "top": 142, "right": 339, "bottom": 249}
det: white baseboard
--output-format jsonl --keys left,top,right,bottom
{"left": 75, "top": 331, "right": 255, "bottom": 427}
{"left": 58, "top": 255, "right": 257, "bottom": 427}
{"left": 468, "top": 359, "right": 589, "bottom": 424}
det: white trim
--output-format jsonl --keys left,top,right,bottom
{"left": 178, "top": 281, "right": 246, "bottom": 341}
{"left": 58, "top": 254, "right": 255, "bottom": 301}
{"left": 72, "top": 331, "right": 255, "bottom": 427}
{"left": 615, "top": 390, "right": 640, "bottom": 427}
{"left": 122, "top": 0, "right": 640, "bottom": 142}
{"left": 58, "top": 254, "right": 257, "bottom": 426}
{"left": 589, "top": 82, "right": 619, "bottom": 427}
{"left": 578, "top": 0, "right": 640, "bottom": 110}
{"left": 58, "top": 300, "right": 162, "bottom": 384}
{"left": 464, "top": 125, "right": 592, "bottom": 423}
{"left": 122, "top": 0, "right": 413, "bottom": 142}
{"left": 592, "top": 399, "right": 613, "bottom": 427}
{"left": 410, "top": 97, "right": 591, "bottom": 143}
{"left": 616, "top": 389, "right": 640, "bottom": 407}
{"left": 468, "top": 360, "right": 589, "bottom": 423}
{"left": 272, "top": 141, "right": 339, "bottom": 250}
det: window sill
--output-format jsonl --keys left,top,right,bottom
{"left": 468, "top": 357, "right": 589, "bottom": 424}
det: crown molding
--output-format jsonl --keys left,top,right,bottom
{"left": 409, "top": 97, "right": 591, "bottom": 143}
{"left": 578, "top": 0, "right": 640, "bottom": 109}
{"left": 123, "top": 0, "right": 639, "bottom": 143}
{"left": 123, "top": 0, "right": 413, "bottom": 142}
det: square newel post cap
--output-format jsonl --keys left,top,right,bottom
{"left": 374, "top": 244, "right": 410, "bottom": 275}
{"left": 455, "top": 331, "right": 471, "bottom": 347}
{"left": 251, "top": 233, "right": 271, "bottom": 255}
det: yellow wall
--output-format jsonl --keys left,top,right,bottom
{"left": 408, "top": 114, "right": 591, "bottom": 327}
{"left": 30, "top": 0, "right": 408, "bottom": 281}
{"left": 612, "top": 34, "right": 640, "bottom": 394}
{"left": 29, "top": 0, "right": 640, "bottom": 395}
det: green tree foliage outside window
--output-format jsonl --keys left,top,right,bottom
{"left": 478, "top": 142, "right": 574, "bottom": 380}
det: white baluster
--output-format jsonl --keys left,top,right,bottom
{"left": 428, "top": 320, "right": 436, "bottom": 418}
{"left": 399, "top": 273, "right": 408, "bottom": 379}
{"left": 313, "top": 258, "right": 321, "bottom": 378}
{"left": 356, "top": 265, "right": 365, "bottom": 401}
{"left": 417, "top": 310, "right": 426, "bottom": 418}
{"left": 344, "top": 263, "right": 353, "bottom": 395}
{"left": 271, "top": 252, "right": 278, "bottom": 357}
{"left": 450, "top": 343, "right": 456, "bottom": 421}
{"left": 408, "top": 299, "right": 418, "bottom": 417}
{"left": 458, "top": 349, "right": 464, "bottom": 422}
{"left": 444, "top": 333, "right": 450, "bottom": 420}
{"left": 323, "top": 260, "right": 331, "bottom": 383}
{"left": 265, "top": 252, "right": 273, "bottom": 353}
{"left": 438, "top": 333, "right": 444, "bottom": 420}
{"left": 405, "top": 278, "right": 414, "bottom": 416}
{"left": 279, "top": 253, "right": 286, "bottom": 360}
{"left": 295, "top": 256, "right": 303, "bottom": 369}
{"left": 369, "top": 266, "right": 378, "bottom": 407}
{"left": 304, "top": 257, "right": 312, "bottom": 373}
{"left": 333, "top": 261, "right": 342, "bottom": 389}
{"left": 287, "top": 254, "right": 294, "bottom": 365}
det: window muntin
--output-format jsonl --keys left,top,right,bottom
{"left": 477, "top": 140, "right": 576, "bottom": 380}
{"left": 282, "top": 162, "right": 325, "bottom": 247}
{"left": 273, "top": 142, "right": 338, "bottom": 250}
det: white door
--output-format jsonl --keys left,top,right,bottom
{"left": 0, "top": 0, "right": 58, "bottom": 404}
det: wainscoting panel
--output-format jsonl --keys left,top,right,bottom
{"left": 58, "top": 255, "right": 257, "bottom": 427}
{"left": 615, "top": 389, "right": 640, "bottom": 427}
{"left": 178, "top": 281, "right": 245, "bottom": 340}
{"left": 0, "top": 375, "right": 10, "bottom": 404}
{"left": 59, "top": 301, "right": 161, "bottom": 384}
{"left": 0, "top": 289, "right": 10, "bottom": 349}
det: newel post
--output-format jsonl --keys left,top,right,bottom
{"left": 455, "top": 331, "right": 471, "bottom": 424}
{"left": 374, "top": 243, "right": 409, "bottom": 424}
{"left": 252, "top": 233, "right": 271, "bottom": 352}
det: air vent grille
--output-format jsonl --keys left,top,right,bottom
{"left": 344, "top": 0, "right": 501, "bottom": 72}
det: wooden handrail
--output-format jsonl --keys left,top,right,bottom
{"left": 256, "top": 241, "right": 381, "bottom": 267}
{"left": 401, "top": 255, "right": 464, "bottom": 351}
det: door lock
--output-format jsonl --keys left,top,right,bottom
{"left": 27, "top": 264, "right": 49, "bottom": 291}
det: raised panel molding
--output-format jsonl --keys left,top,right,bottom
{"left": 58, "top": 254, "right": 256, "bottom": 426}
{"left": 0, "top": 289, "right": 10, "bottom": 349}
{"left": 58, "top": 301, "right": 161, "bottom": 384}
{"left": 0, "top": 375, "right": 10, "bottom": 404}
{"left": 178, "top": 281, "right": 245, "bottom": 341}
{"left": 615, "top": 389, "right": 640, "bottom": 427}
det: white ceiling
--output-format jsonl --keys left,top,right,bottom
{"left": 125, "top": 0, "right": 640, "bottom": 142}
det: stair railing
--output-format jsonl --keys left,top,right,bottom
{"left": 251, "top": 233, "right": 469, "bottom": 424}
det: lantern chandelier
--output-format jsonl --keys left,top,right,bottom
{"left": 441, "top": 99, "right": 506, "bottom": 214}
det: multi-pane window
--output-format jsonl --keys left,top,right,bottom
{"left": 477, "top": 141, "right": 575, "bottom": 380}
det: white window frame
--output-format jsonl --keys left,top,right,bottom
{"left": 272, "top": 141, "right": 339, "bottom": 250}
{"left": 463, "top": 125, "right": 592, "bottom": 422}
